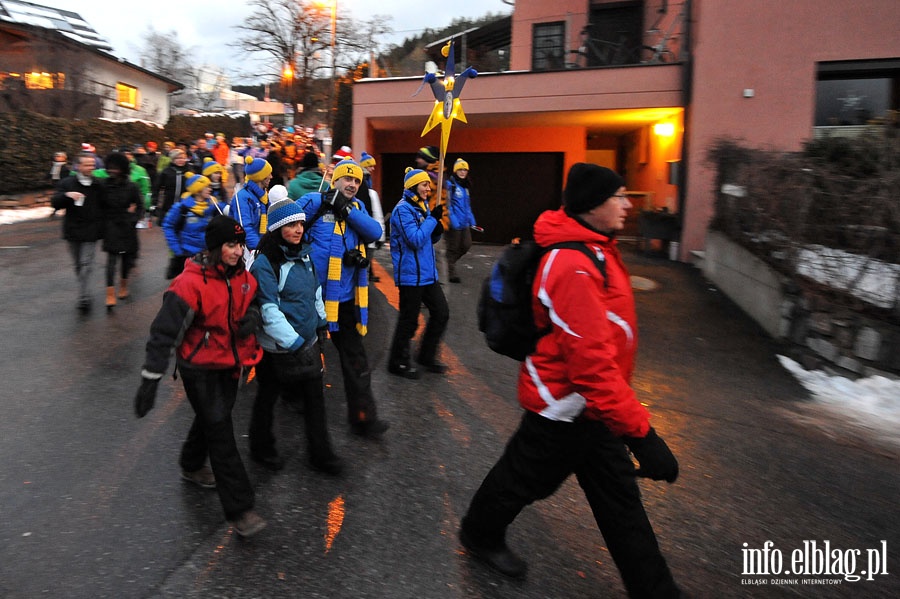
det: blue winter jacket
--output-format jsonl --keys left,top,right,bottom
{"left": 298, "top": 190, "right": 382, "bottom": 302}
{"left": 230, "top": 180, "right": 267, "bottom": 249}
{"left": 446, "top": 178, "right": 476, "bottom": 230}
{"left": 389, "top": 191, "right": 440, "bottom": 287}
{"left": 162, "top": 197, "right": 216, "bottom": 257}
{"left": 251, "top": 244, "right": 326, "bottom": 353}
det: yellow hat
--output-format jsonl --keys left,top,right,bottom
{"left": 403, "top": 167, "right": 430, "bottom": 190}
{"left": 183, "top": 172, "right": 211, "bottom": 197}
{"left": 453, "top": 158, "right": 469, "bottom": 173}
{"left": 331, "top": 159, "right": 363, "bottom": 184}
{"left": 201, "top": 157, "right": 223, "bottom": 177}
{"left": 244, "top": 155, "right": 272, "bottom": 181}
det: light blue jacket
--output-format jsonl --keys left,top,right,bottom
{"left": 250, "top": 244, "right": 326, "bottom": 353}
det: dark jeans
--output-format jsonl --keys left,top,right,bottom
{"left": 461, "top": 411, "right": 680, "bottom": 598}
{"left": 178, "top": 366, "right": 254, "bottom": 521}
{"left": 249, "top": 351, "right": 336, "bottom": 462}
{"left": 389, "top": 283, "right": 450, "bottom": 366}
{"left": 329, "top": 300, "right": 379, "bottom": 425}
{"left": 105, "top": 251, "right": 136, "bottom": 286}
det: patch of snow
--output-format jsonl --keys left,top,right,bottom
{"left": 0, "top": 206, "right": 54, "bottom": 225}
{"left": 778, "top": 355, "right": 900, "bottom": 445}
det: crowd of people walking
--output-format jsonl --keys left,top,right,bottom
{"left": 45, "top": 132, "right": 683, "bottom": 596}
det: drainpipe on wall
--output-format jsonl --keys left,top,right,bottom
{"left": 675, "top": 0, "right": 694, "bottom": 259}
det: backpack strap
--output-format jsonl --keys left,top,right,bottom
{"left": 545, "top": 241, "right": 607, "bottom": 288}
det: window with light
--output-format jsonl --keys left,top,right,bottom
{"left": 116, "top": 82, "right": 138, "bottom": 109}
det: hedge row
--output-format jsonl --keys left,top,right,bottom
{"left": 0, "top": 111, "right": 251, "bottom": 193}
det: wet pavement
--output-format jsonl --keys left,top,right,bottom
{"left": 0, "top": 217, "right": 897, "bottom": 598}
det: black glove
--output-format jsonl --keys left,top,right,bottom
{"left": 316, "top": 327, "right": 329, "bottom": 349}
{"left": 134, "top": 375, "right": 160, "bottom": 418}
{"left": 430, "top": 219, "right": 444, "bottom": 244}
{"left": 331, "top": 194, "right": 352, "bottom": 219}
{"left": 430, "top": 203, "right": 444, "bottom": 222}
{"left": 296, "top": 340, "right": 320, "bottom": 366}
{"left": 236, "top": 306, "right": 261, "bottom": 338}
{"left": 624, "top": 428, "right": 679, "bottom": 483}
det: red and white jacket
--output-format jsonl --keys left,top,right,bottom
{"left": 518, "top": 208, "right": 651, "bottom": 437}
{"left": 144, "top": 256, "right": 263, "bottom": 375}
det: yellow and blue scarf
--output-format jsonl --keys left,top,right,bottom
{"left": 324, "top": 203, "right": 368, "bottom": 335}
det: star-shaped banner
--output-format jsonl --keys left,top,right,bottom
{"left": 420, "top": 39, "right": 478, "bottom": 157}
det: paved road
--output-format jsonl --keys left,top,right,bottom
{"left": 0, "top": 217, "right": 897, "bottom": 598}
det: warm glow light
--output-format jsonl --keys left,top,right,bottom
{"left": 654, "top": 122, "right": 676, "bottom": 137}
{"left": 324, "top": 494, "right": 345, "bottom": 553}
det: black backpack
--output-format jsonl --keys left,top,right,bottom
{"left": 477, "top": 240, "right": 606, "bottom": 361}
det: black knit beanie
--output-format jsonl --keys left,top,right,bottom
{"left": 300, "top": 151, "right": 319, "bottom": 170}
{"left": 563, "top": 163, "right": 624, "bottom": 215}
{"left": 205, "top": 215, "right": 246, "bottom": 250}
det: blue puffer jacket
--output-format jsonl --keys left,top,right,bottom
{"left": 162, "top": 196, "right": 216, "bottom": 257}
{"left": 250, "top": 244, "right": 326, "bottom": 353}
{"left": 298, "top": 190, "right": 382, "bottom": 302}
{"left": 446, "top": 178, "right": 476, "bottom": 230}
{"left": 230, "top": 180, "right": 267, "bottom": 249}
{"left": 389, "top": 190, "right": 440, "bottom": 286}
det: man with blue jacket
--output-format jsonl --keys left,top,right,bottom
{"left": 387, "top": 168, "right": 450, "bottom": 379}
{"left": 298, "top": 159, "right": 389, "bottom": 437}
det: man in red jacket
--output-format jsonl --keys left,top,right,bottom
{"left": 459, "top": 164, "right": 682, "bottom": 598}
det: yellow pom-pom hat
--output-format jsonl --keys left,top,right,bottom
{"left": 403, "top": 167, "right": 430, "bottom": 190}
{"left": 331, "top": 159, "right": 363, "bottom": 184}
{"left": 244, "top": 155, "right": 272, "bottom": 181}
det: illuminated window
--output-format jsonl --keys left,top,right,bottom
{"left": 116, "top": 82, "right": 138, "bottom": 109}
{"left": 24, "top": 71, "right": 58, "bottom": 89}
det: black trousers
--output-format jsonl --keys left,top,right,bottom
{"left": 329, "top": 300, "right": 379, "bottom": 425}
{"left": 178, "top": 366, "right": 254, "bottom": 521}
{"left": 389, "top": 283, "right": 450, "bottom": 366}
{"left": 444, "top": 228, "right": 472, "bottom": 278}
{"left": 249, "top": 351, "right": 336, "bottom": 462}
{"left": 461, "top": 411, "right": 680, "bottom": 598}
{"left": 105, "top": 251, "right": 136, "bottom": 286}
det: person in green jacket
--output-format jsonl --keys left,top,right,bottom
{"left": 287, "top": 149, "right": 325, "bottom": 200}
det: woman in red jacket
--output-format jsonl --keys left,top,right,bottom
{"left": 134, "top": 216, "right": 267, "bottom": 537}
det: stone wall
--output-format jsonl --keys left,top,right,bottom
{"left": 703, "top": 231, "right": 900, "bottom": 378}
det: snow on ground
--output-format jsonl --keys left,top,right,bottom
{"left": 0, "top": 206, "right": 54, "bottom": 225}
{"left": 778, "top": 355, "right": 900, "bottom": 445}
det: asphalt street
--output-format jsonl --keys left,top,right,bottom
{"left": 0, "top": 217, "right": 897, "bottom": 598}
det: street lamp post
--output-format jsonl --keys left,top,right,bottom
{"left": 329, "top": 0, "right": 337, "bottom": 129}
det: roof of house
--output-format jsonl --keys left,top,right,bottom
{"left": 0, "top": 0, "right": 112, "bottom": 52}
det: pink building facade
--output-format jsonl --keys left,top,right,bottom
{"left": 352, "top": 0, "right": 899, "bottom": 259}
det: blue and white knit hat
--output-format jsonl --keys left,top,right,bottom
{"left": 266, "top": 198, "right": 306, "bottom": 231}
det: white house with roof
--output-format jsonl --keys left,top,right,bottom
{"left": 0, "top": 0, "right": 182, "bottom": 125}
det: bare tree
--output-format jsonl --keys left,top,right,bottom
{"left": 137, "top": 27, "right": 198, "bottom": 110}
{"left": 232, "top": 0, "right": 391, "bottom": 123}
